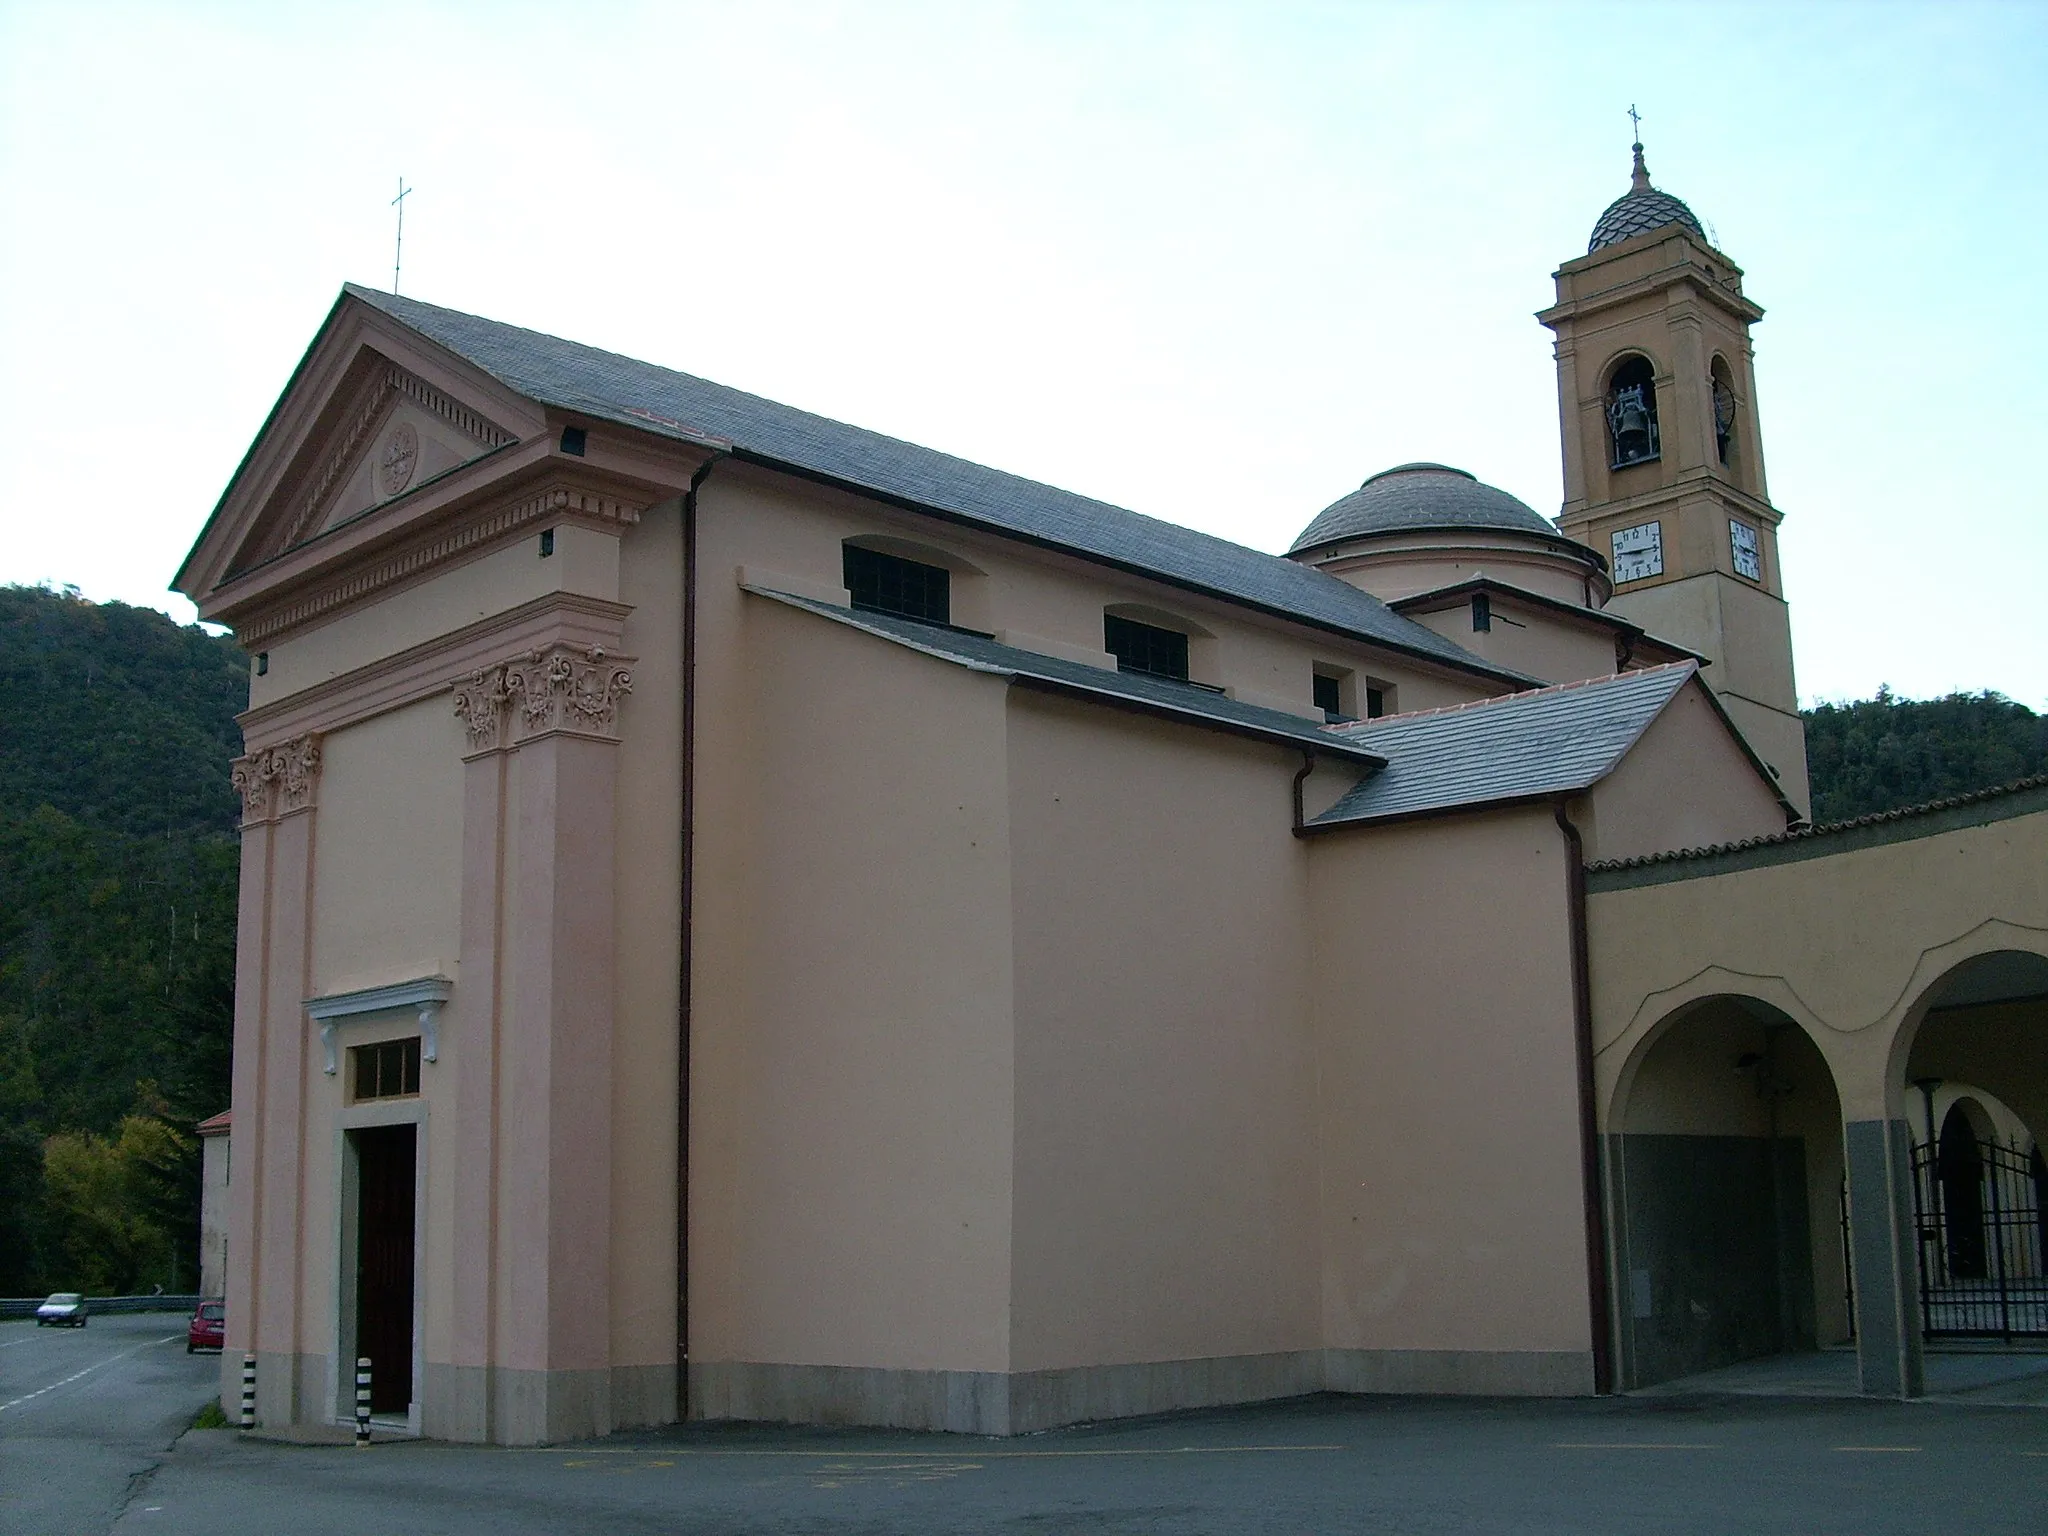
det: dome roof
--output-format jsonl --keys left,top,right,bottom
{"left": 1588, "top": 143, "right": 1705, "bottom": 253}
{"left": 1290, "top": 464, "right": 1563, "bottom": 554}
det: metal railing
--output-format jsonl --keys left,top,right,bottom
{"left": 1911, "top": 1137, "right": 2048, "bottom": 1341}
{"left": 0, "top": 1293, "right": 203, "bottom": 1319}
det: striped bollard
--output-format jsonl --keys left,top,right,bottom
{"left": 354, "top": 1358, "right": 372, "bottom": 1447}
{"left": 238, "top": 1353, "right": 256, "bottom": 1429}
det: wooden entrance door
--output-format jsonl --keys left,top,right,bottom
{"left": 353, "top": 1124, "right": 416, "bottom": 1413}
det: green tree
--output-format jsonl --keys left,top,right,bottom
{"left": 42, "top": 1108, "right": 194, "bottom": 1294}
{"left": 0, "top": 584, "right": 245, "bottom": 1293}
{"left": 1803, "top": 688, "right": 2048, "bottom": 823}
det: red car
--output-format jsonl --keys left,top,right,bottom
{"left": 187, "top": 1301, "right": 224, "bottom": 1353}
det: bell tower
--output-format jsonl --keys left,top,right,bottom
{"left": 1539, "top": 138, "right": 1809, "bottom": 817}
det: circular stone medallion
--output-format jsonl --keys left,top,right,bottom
{"left": 378, "top": 421, "right": 420, "bottom": 496}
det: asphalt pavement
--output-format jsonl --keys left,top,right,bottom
{"left": 0, "top": 1311, "right": 218, "bottom": 1536}
{"left": 106, "top": 1386, "right": 2048, "bottom": 1535}
{"left": 6, "top": 1323, "right": 2047, "bottom": 1535}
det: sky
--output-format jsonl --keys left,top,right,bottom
{"left": 1, "top": 0, "right": 2043, "bottom": 707}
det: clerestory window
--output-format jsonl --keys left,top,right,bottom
{"left": 844, "top": 544, "right": 950, "bottom": 625}
{"left": 1104, "top": 614, "right": 1190, "bottom": 681}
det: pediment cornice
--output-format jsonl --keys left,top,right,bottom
{"left": 176, "top": 292, "right": 552, "bottom": 607}
{"left": 211, "top": 465, "right": 655, "bottom": 647}
{"left": 251, "top": 355, "right": 519, "bottom": 567}
{"left": 180, "top": 289, "right": 707, "bottom": 648}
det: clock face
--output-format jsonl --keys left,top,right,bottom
{"left": 1611, "top": 521, "right": 1663, "bottom": 584}
{"left": 1730, "top": 519, "right": 1761, "bottom": 581}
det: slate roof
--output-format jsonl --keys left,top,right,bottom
{"left": 1289, "top": 464, "right": 1583, "bottom": 556}
{"left": 744, "top": 585, "right": 1387, "bottom": 766}
{"left": 1588, "top": 146, "right": 1707, "bottom": 253}
{"left": 341, "top": 286, "right": 1521, "bottom": 683}
{"left": 1304, "top": 661, "right": 1700, "bottom": 829}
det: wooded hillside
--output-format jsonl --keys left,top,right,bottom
{"left": 1805, "top": 686, "right": 2048, "bottom": 824}
{"left": 0, "top": 585, "right": 244, "bottom": 1295}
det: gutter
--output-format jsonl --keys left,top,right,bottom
{"left": 676, "top": 447, "right": 729, "bottom": 1421}
{"left": 1554, "top": 797, "right": 1615, "bottom": 1394}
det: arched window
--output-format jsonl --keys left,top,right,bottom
{"left": 1606, "top": 355, "right": 1660, "bottom": 469}
{"left": 1710, "top": 356, "right": 1738, "bottom": 466}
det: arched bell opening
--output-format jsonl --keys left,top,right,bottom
{"left": 1607, "top": 994, "right": 1845, "bottom": 1389}
{"left": 1895, "top": 947, "right": 2048, "bottom": 1342}
{"left": 1605, "top": 355, "right": 1662, "bottom": 470}
{"left": 1709, "top": 355, "right": 1739, "bottom": 469}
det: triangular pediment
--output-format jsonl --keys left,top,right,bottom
{"left": 177, "top": 291, "right": 549, "bottom": 612}
{"left": 271, "top": 357, "right": 517, "bottom": 556}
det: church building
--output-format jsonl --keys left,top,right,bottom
{"left": 177, "top": 146, "right": 2047, "bottom": 1444}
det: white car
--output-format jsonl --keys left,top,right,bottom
{"left": 35, "top": 1293, "right": 88, "bottom": 1327}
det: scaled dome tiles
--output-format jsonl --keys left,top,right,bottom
{"left": 1289, "top": 464, "right": 1561, "bottom": 556}
{"left": 1587, "top": 143, "right": 1706, "bottom": 253}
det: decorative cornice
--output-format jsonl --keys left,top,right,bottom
{"left": 305, "top": 975, "right": 454, "bottom": 1072}
{"left": 230, "top": 734, "right": 323, "bottom": 825}
{"left": 270, "top": 365, "right": 519, "bottom": 559}
{"left": 238, "top": 590, "right": 632, "bottom": 752}
{"left": 501, "top": 643, "right": 634, "bottom": 743}
{"left": 235, "top": 480, "right": 647, "bottom": 648}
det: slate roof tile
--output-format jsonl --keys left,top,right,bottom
{"left": 1306, "top": 661, "right": 1699, "bottom": 827}
{"left": 745, "top": 585, "right": 1387, "bottom": 765}
{"left": 343, "top": 286, "right": 1526, "bottom": 682}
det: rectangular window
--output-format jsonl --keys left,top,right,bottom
{"left": 844, "top": 544, "right": 950, "bottom": 625}
{"left": 1103, "top": 614, "right": 1190, "bottom": 681}
{"left": 1365, "top": 685, "right": 1386, "bottom": 719}
{"left": 1312, "top": 672, "right": 1343, "bottom": 722}
{"left": 351, "top": 1038, "right": 421, "bottom": 1102}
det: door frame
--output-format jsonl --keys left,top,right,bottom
{"left": 333, "top": 1099, "right": 429, "bottom": 1435}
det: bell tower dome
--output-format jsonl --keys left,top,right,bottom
{"left": 1538, "top": 136, "right": 1809, "bottom": 816}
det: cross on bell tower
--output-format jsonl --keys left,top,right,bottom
{"left": 1537, "top": 135, "right": 1810, "bottom": 817}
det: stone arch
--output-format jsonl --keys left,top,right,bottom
{"left": 1604, "top": 352, "right": 1662, "bottom": 468}
{"left": 1886, "top": 942, "right": 2048, "bottom": 1144}
{"left": 1605, "top": 990, "right": 1847, "bottom": 1388}
{"left": 1886, "top": 944, "right": 2048, "bottom": 1340}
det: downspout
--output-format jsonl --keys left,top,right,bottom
{"left": 1291, "top": 750, "right": 1316, "bottom": 836}
{"left": 676, "top": 448, "right": 728, "bottom": 1421}
{"left": 1554, "top": 797, "right": 1615, "bottom": 1394}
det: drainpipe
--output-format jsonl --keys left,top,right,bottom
{"left": 676, "top": 448, "right": 728, "bottom": 1421}
{"left": 1554, "top": 797, "right": 1615, "bottom": 1394}
{"left": 1291, "top": 750, "right": 1316, "bottom": 836}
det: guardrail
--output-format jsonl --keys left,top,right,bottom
{"left": 1, "top": 1294, "right": 203, "bottom": 1319}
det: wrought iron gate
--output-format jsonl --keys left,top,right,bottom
{"left": 1910, "top": 1134, "right": 2048, "bottom": 1340}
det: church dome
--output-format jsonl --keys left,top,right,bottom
{"left": 1588, "top": 143, "right": 1705, "bottom": 253}
{"left": 1289, "top": 464, "right": 1559, "bottom": 555}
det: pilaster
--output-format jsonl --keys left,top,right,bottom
{"left": 1844, "top": 1118, "right": 1926, "bottom": 1398}
{"left": 444, "top": 665, "right": 512, "bottom": 1440}
{"left": 223, "top": 736, "right": 323, "bottom": 1425}
{"left": 450, "top": 644, "right": 633, "bottom": 1444}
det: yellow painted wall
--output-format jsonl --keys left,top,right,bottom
{"left": 1308, "top": 808, "right": 1594, "bottom": 1355}
{"left": 1005, "top": 691, "right": 1321, "bottom": 1371}
{"left": 690, "top": 593, "right": 1018, "bottom": 1373}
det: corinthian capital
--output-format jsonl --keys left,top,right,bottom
{"left": 230, "top": 734, "right": 323, "bottom": 825}
{"left": 452, "top": 664, "right": 512, "bottom": 755}
{"left": 502, "top": 644, "right": 634, "bottom": 742}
